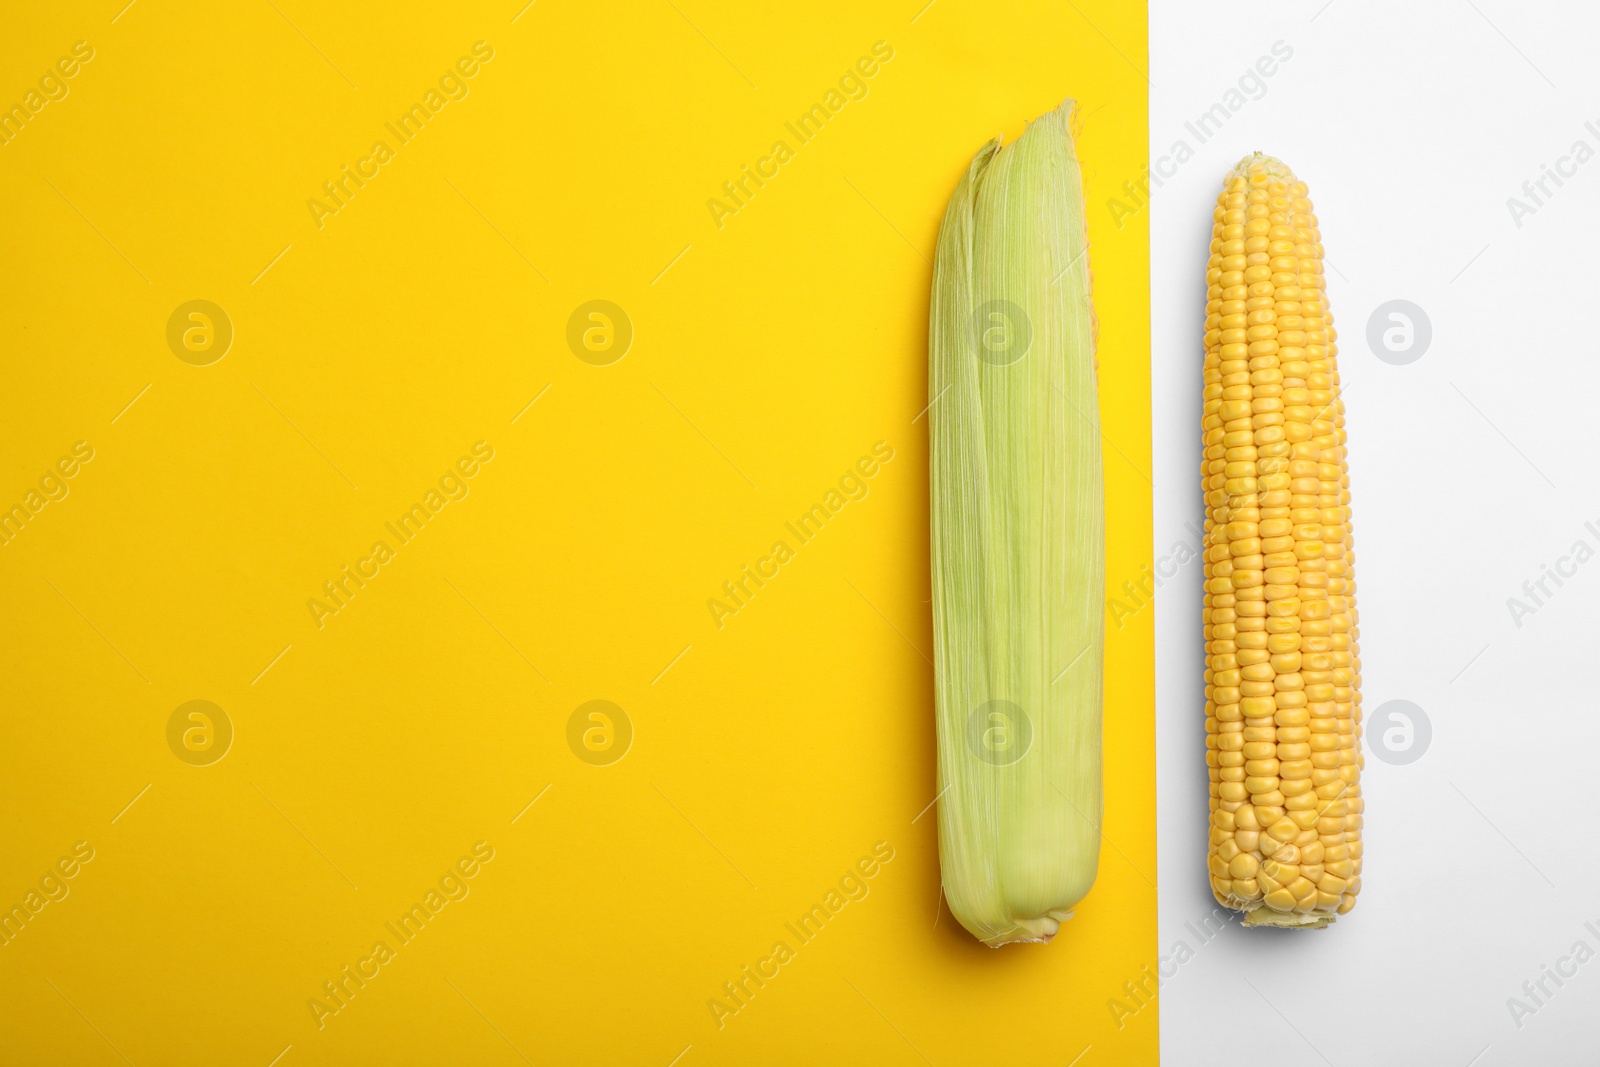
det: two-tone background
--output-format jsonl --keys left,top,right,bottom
{"left": 4, "top": 0, "right": 1593, "bottom": 1063}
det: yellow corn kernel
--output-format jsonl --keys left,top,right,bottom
{"left": 1203, "top": 155, "right": 1362, "bottom": 931}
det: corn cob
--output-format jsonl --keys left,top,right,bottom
{"left": 1201, "top": 154, "right": 1363, "bottom": 929}
{"left": 930, "top": 101, "right": 1103, "bottom": 947}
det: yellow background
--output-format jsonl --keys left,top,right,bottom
{"left": 0, "top": 1, "right": 1152, "bottom": 1063}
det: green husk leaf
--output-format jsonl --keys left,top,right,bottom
{"left": 929, "top": 100, "right": 1105, "bottom": 948}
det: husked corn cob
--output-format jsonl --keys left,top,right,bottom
{"left": 1201, "top": 154, "right": 1363, "bottom": 929}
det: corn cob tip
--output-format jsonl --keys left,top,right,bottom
{"left": 1045, "top": 97, "right": 1078, "bottom": 137}
{"left": 981, "top": 99, "right": 1078, "bottom": 159}
{"left": 1227, "top": 153, "right": 1299, "bottom": 186}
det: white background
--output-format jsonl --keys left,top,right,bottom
{"left": 1152, "top": 2, "right": 1600, "bottom": 1063}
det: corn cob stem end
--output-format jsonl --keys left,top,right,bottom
{"left": 1241, "top": 906, "right": 1334, "bottom": 930}
{"left": 979, "top": 908, "right": 1077, "bottom": 948}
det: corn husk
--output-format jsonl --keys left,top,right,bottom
{"left": 929, "top": 100, "right": 1104, "bottom": 947}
